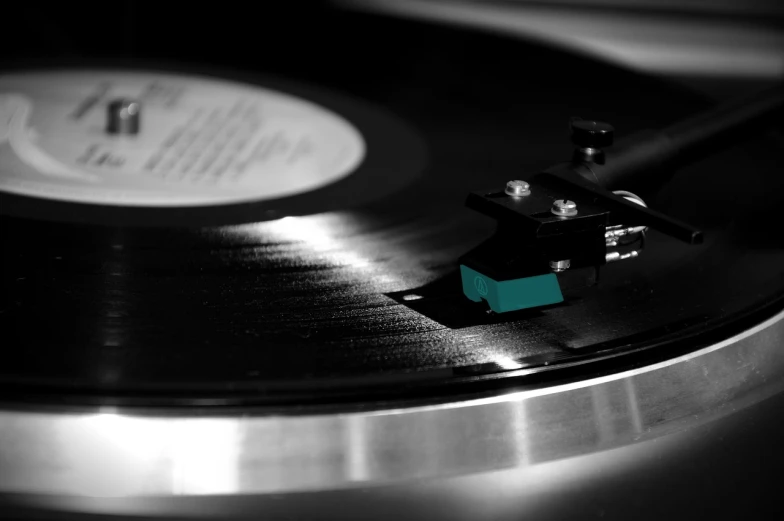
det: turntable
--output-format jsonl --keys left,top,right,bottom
{"left": 1, "top": 2, "right": 784, "bottom": 520}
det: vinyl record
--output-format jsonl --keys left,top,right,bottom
{"left": 1, "top": 7, "right": 783, "bottom": 409}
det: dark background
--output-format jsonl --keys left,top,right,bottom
{"left": 3, "top": 0, "right": 782, "bottom": 100}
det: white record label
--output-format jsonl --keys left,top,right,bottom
{"left": 0, "top": 71, "right": 366, "bottom": 206}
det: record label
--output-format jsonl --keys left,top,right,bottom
{"left": 0, "top": 71, "right": 366, "bottom": 206}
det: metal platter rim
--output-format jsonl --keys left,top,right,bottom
{"left": 1, "top": 303, "right": 783, "bottom": 505}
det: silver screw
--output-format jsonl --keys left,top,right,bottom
{"left": 551, "top": 199, "right": 578, "bottom": 216}
{"left": 505, "top": 180, "right": 531, "bottom": 197}
{"left": 549, "top": 259, "right": 571, "bottom": 272}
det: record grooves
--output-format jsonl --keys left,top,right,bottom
{"left": 0, "top": 286, "right": 782, "bottom": 410}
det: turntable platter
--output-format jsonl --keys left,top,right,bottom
{"left": 1, "top": 8, "right": 783, "bottom": 405}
